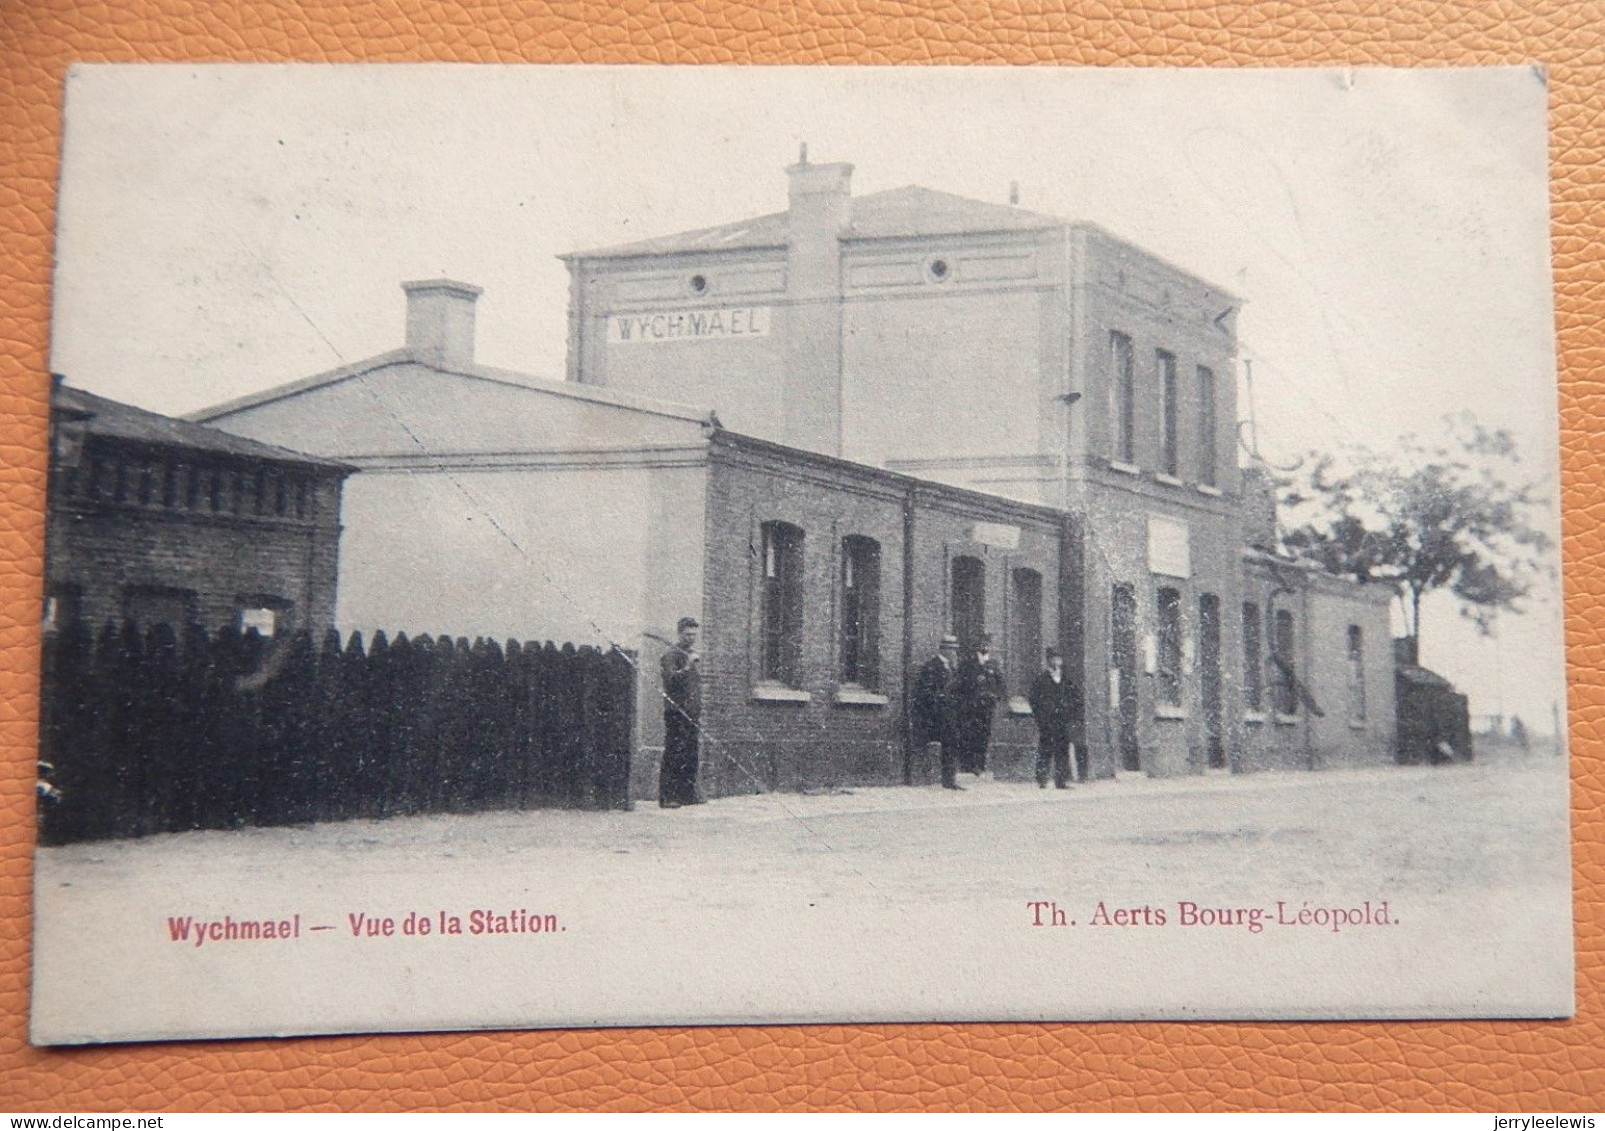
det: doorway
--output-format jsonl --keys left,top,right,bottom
{"left": 1111, "top": 583, "right": 1140, "bottom": 772}
{"left": 1199, "top": 593, "right": 1226, "bottom": 769}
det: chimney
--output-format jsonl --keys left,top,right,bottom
{"left": 781, "top": 151, "right": 853, "bottom": 456}
{"left": 786, "top": 156, "right": 854, "bottom": 236}
{"left": 402, "top": 279, "right": 482, "bottom": 369}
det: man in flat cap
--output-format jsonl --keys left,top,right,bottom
{"left": 659, "top": 616, "right": 703, "bottom": 808}
{"left": 1028, "top": 646, "right": 1081, "bottom": 789}
{"left": 912, "top": 634, "right": 964, "bottom": 790}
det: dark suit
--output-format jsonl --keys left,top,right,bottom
{"left": 1028, "top": 668, "right": 1081, "bottom": 787}
{"left": 659, "top": 643, "right": 701, "bottom": 806}
{"left": 955, "top": 654, "right": 1006, "bottom": 774}
{"left": 911, "top": 654, "right": 959, "bottom": 787}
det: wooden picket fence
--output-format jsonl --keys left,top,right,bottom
{"left": 37, "top": 621, "right": 636, "bottom": 845}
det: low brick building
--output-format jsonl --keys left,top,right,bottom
{"left": 45, "top": 380, "right": 350, "bottom": 639}
{"left": 699, "top": 431, "right": 1074, "bottom": 795}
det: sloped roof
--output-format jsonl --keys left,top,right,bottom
{"left": 56, "top": 384, "right": 351, "bottom": 471}
{"left": 1398, "top": 664, "right": 1456, "bottom": 690}
{"left": 190, "top": 348, "right": 711, "bottom": 428}
{"left": 564, "top": 185, "right": 1064, "bottom": 260}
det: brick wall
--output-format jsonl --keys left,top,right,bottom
{"left": 699, "top": 435, "right": 1066, "bottom": 797}
{"left": 1235, "top": 556, "right": 1396, "bottom": 772}
{"left": 1074, "top": 476, "right": 1246, "bottom": 780}
{"left": 1305, "top": 574, "right": 1397, "bottom": 769}
{"left": 1069, "top": 225, "right": 1240, "bottom": 493}
{"left": 45, "top": 441, "right": 344, "bottom": 638}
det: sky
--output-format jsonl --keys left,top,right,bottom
{"left": 46, "top": 65, "right": 1567, "bottom": 735}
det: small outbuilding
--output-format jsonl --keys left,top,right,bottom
{"left": 1394, "top": 637, "right": 1473, "bottom": 765}
{"left": 45, "top": 379, "right": 350, "bottom": 640}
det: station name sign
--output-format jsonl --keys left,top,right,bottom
{"left": 609, "top": 306, "right": 772, "bottom": 344}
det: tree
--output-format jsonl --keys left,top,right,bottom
{"left": 1277, "top": 412, "right": 1554, "bottom": 647}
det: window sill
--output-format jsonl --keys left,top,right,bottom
{"left": 1007, "top": 695, "right": 1033, "bottom": 716}
{"left": 1154, "top": 473, "right": 1184, "bottom": 487}
{"left": 750, "top": 684, "right": 812, "bottom": 704}
{"left": 1108, "top": 460, "right": 1142, "bottom": 477}
{"left": 1155, "top": 705, "right": 1188, "bottom": 720}
{"left": 1349, "top": 718, "right": 1368, "bottom": 730}
{"left": 1243, "top": 711, "right": 1267, "bottom": 725}
{"left": 1195, "top": 484, "right": 1223, "bottom": 497}
{"left": 833, "top": 686, "right": 889, "bottom": 708}
{"left": 1275, "top": 713, "right": 1301, "bottom": 727}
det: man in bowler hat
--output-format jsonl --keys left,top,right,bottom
{"left": 1028, "top": 646, "right": 1081, "bottom": 789}
{"left": 912, "top": 634, "right": 964, "bottom": 790}
{"left": 955, "top": 633, "right": 1007, "bottom": 775}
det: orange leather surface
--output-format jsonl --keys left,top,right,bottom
{"left": 2, "top": 1, "right": 1601, "bottom": 1113}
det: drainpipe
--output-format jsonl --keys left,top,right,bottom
{"left": 901, "top": 485, "right": 917, "bottom": 784}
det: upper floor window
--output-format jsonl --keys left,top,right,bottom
{"left": 1156, "top": 586, "right": 1184, "bottom": 707}
{"left": 1157, "top": 350, "right": 1179, "bottom": 477}
{"left": 951, "top": 555, "right": 987, "bottom": 651}
{"left": 1197, "top": 365, "right": 1218, "bottom": 487}
{"left": 1242, "top": 601, "right": 1263, "bottom": 711}
{"left": 1110, "top": 331, "right": 1136, "bottom": 464}
{"left": 760, "top": 521, "right": 805, "bottom": 686}
{"left": 840, "top": 535, "right": 881, "bottom": 689}
{"left": 1347, "top": 624, "right": 1367, "bottom": 722}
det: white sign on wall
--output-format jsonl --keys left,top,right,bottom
{"left": 1147, "top": 515, "right": 1192, "bottom": 578}
{"left": 609, "top": 307, "right": 772, "bottom": 344}
{"left": 970, "top": 522, "right": 1021, "bottom": 549}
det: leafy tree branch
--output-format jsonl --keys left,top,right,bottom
{"left": 1276, "top": 412, "right": 1554, "bottom": 645}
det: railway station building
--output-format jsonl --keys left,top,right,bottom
{"left": 197, "top": 155, "right": 1396, "bottom": 797}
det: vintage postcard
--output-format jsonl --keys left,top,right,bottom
{"left": 31, "top": 65, "right": 1570, "bottom": 1043}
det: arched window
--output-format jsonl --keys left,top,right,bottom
{"left": 1272, "top": 608, "right": 1297, "bottom": 716}
{"left": 1011, "top": 567, "right": 1043, "bottom": 692}
{"left": 760, "top": 521, "right": 805, "bottom": 686}
{"left": 840, "top": 535, "right": 881, "bottom": 688}
{"left": 1347, "top": 625, "right": 1367, "bottom": 722}
{"left": 951, "top": 556, "right": 986, "bottom": 650}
